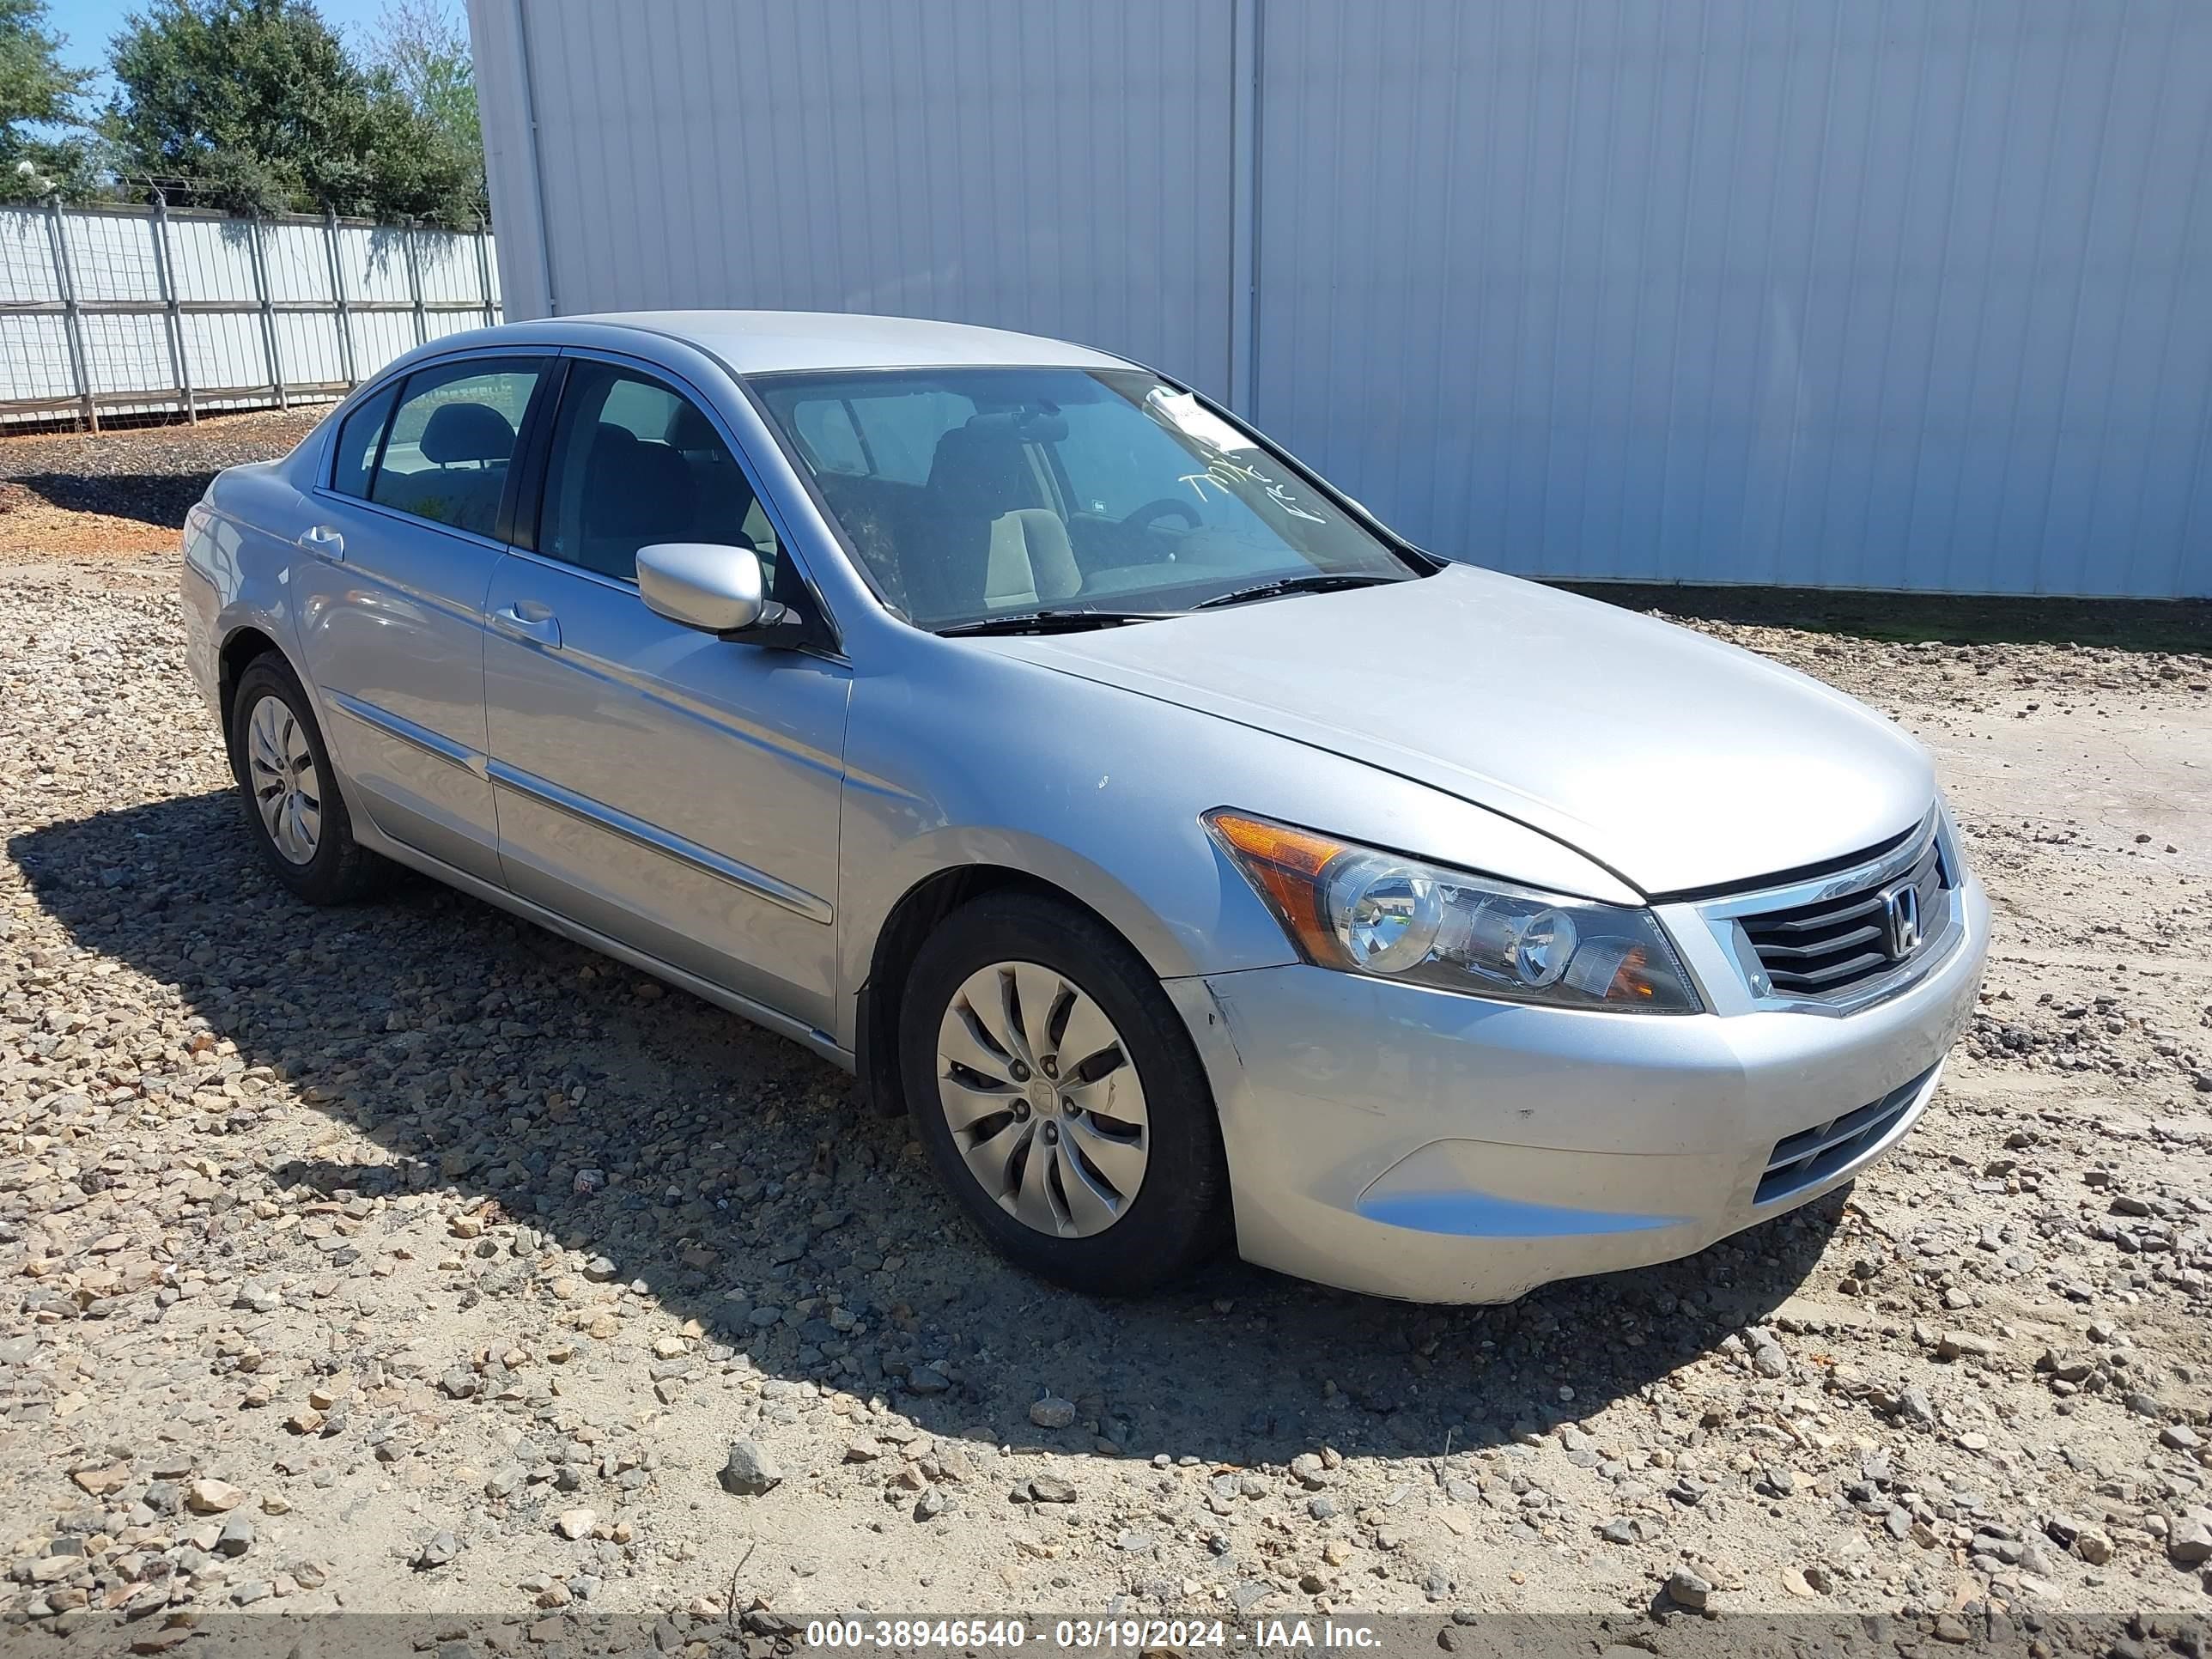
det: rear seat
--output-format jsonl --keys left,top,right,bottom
{"left": 374, "top": 402, "right": 516, "bottom": 536}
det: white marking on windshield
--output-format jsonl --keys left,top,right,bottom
{"left": 1148, "top": 386, "right": 1330, "bottom": 525}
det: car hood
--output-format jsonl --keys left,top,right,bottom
{"left": 986, "top": 564, "right": 1935, "bottom": 896}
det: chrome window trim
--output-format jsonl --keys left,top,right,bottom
{"left": 1688, "top": 806, "right": 1965, "bottom": 1017}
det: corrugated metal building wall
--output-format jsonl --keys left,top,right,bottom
{"left": 470, "top": 0, "right": 2212, "bottom": 598}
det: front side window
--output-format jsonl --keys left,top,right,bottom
{"left": 754, "top": 367, "right": 1417, "bottom": 628}
{"left": 368, "top": 357, "right": 544, "bottom": 535}
{"left": 539, "top": 362, "right": 782, "bottom": 587}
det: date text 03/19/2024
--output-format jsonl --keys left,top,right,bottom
{"left": 803, "top": 1619, "right": 1386, "bottom": 1650}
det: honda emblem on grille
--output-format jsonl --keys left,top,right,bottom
{"left": 1880, "top": 883, "right": 1922, "bottom": 960}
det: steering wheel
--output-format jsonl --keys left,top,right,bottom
{"left": 1121, "top": 497, "right": 1201, "bottom": 532}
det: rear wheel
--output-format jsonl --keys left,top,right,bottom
{"left": 228, "top": 654, "right": 385, "bottom": 905}
{"left": 899, "top": 892, "right": 1229, "bottom": 1295}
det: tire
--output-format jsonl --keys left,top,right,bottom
{"left": 227, "top": 653, "right": 386, "bottom": 905}
{"left": 898, "top": 891, "right": 1230, "bottom": 1295}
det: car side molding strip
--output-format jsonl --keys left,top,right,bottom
{"left": 486, "top": 759, "right": 833, "bottom": 925}
{"left": 324, "top": 690, "right": 487, "bottom": 778}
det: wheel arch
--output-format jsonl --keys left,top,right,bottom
{"left": 854, "top": 864, "right": 1163, "bottom": 1118}
{"left": 216, "top": 623, "right": 291, "bottom": 745}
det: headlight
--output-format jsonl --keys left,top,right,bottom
{"left": 1206, "top": 811, "right": 1702, "bottom": 1013}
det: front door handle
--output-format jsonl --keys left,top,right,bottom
{"left": 297, "top": 524, "right": 344, "bottom": 559}
{"left": 491, "top": 605, "right": 562, "bottom": 648}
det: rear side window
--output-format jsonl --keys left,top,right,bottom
{"left": 330, "top": 381, "right": 398, "bottom": 498}
{"left": 368, "top": 356, "right": 545, "bottom": 536}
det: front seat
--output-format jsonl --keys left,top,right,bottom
{"left": 915, "top": 416, "right": 1081, "bottom": 618}
{"left": 984, "top": 509, "right": 1081, "bottom": 610}
{"left": 574, "top": 423, "right": 696, "bottom": 577}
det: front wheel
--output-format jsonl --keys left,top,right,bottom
{"left": 898, "top": 892, "right": 1230, "bottom": 1296}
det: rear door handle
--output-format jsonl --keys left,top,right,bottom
{"left": 491, "top": 605, "right": 562, "bottom": 648}
{"left": 297, "top": 524, "right": 344, "bottom": 559}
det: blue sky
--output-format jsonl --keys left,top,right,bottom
{"left": 52, "top": 0, "right": 397, "bottom": 109}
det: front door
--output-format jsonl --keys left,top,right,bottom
{"left": 292, "top": 355, "right": 549, "bottom": 885}
{"left": 482, "top": 356, "right": 850, "bottom": 1034}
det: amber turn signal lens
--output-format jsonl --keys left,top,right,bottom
{"left": 1204, "top": 811, "right": 1350, "bottom": 964}
{"left": 1609, "top": 945, "right": 1656, "bottom": 1000}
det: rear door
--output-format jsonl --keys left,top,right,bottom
{"left": 292, "top": 353, "right": 550, "bottom": 885}
{"left": 481, "top": 352, "right": 851, "bottom": 1033}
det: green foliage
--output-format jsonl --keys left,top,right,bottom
{"left": 0, "top": 0, "right": 100, "bottom": 200}
{"left": 362, "top": 0, "right": 483, "bottom": 220}
{"left": 104, "top": 0, "right": 486, "bottom": 224}
{"left": 371, "top": 0, "right": 478, "bottom": 160}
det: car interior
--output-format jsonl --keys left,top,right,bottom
{"left": 370, "top": 399, "right": 516, "bottom": 536}
{"left": 797, "top": 398, "right": 1253, "bottom": 623}
{"left": 543, "top": 377, "right": 788, "bottom": 598}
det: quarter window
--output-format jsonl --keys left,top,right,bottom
{"left": 539, "top": 362, "right": 782, "bottom": 588}
{"left": 368, "top": 357, "right": 545, "bottom": 536}
{"left": 330, "top": 381, "right": 398, "bottom": 499}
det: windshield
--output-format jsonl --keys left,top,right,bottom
{"left": 751, "top": 367, "right": 1421, "bottom": 630}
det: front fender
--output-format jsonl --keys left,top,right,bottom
{"left": 830, "top": 639, "right": 1636, "bottom": 1053}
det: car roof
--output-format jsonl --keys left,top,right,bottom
{"left": 529, "top": 309, "right": 1139, "bottom": 377}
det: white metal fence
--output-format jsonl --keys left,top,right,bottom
{"left": 0, "top": 201, "right": 502, "bottom": 428}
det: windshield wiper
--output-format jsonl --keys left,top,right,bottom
{"left": 1193, "top": 574, "right": 1406, "bottom": 611}
{"left": 934, "top": 609, "right": 1175, "bottom": 638}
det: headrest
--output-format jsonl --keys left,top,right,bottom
{"left": 667, "top": 401, "right": 723, "bottom": 453}
{"left": 928, "top": 413, "right": 1062, "bottom": 510}
{"left": 588, "top": 422, "right": 641, "bottom": 460}
{"left": 418, "top": 402, "right": 516, "bottom": 465}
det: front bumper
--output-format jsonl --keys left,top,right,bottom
{"left": 1170, "top": 874, "right": 1989, "bottom": 1304}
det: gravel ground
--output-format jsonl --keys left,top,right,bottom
{"left": 0, "top": 410, "right": 327, "bottom": 558}
{"left": 1, "top": 426, "right": 2209, "bottom": 1653}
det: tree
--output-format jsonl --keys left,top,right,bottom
{"left": 369, "top": 0, "right": 477, "bottom": 163}
{"left": 0, "top": 0, "right": 99, "bottom": 200}
{"left": 361, "top": 0, "right": 484, "bottom": 222}
{"left": 105, "top": 0, "right": 484, "bottom": 224}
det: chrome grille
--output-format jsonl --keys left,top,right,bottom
{"left": 1740, "top": 831, "right": 1948, "bottom": 1000}
{"left": 1758, "top": 1065, "right": 1935, "bottom": 1204}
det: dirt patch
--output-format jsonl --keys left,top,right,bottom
{"left": 0, "top": 479, "right": 179, "bottom": 559}
{"left": 1559, "top": 581, "right": 2212, "bottom": 656}
{"left": 0, "top": 407, "right": 326, "bottom": 561}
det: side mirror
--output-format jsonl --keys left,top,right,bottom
{"left": 636, "top": 542, "right": 775, "bottom": 635}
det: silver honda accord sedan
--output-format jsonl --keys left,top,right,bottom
{"left": 180, "top": 310, "right": 1990, "bottom": 1303}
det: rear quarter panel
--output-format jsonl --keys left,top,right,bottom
{"left": 180, "top": 445, "right": 325, "bottom": 730}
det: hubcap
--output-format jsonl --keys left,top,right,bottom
{"left": 935, "top": 961, "right": 1149, "bottom": 1238}
{"left": 246, "top": 694, "right": 322, "bottom": 866}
